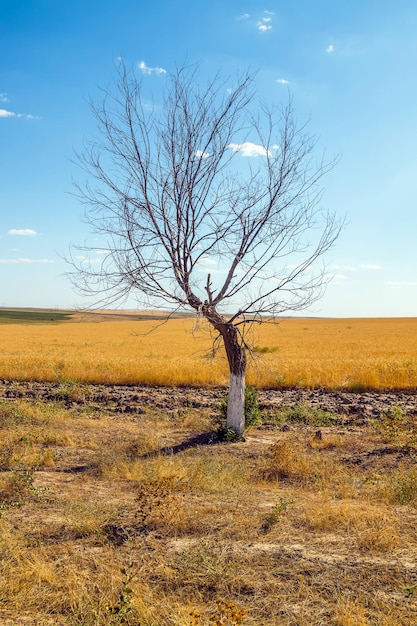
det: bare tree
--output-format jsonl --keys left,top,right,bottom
{"left": 70, "top": 63, "right": 341, "bottom": 437}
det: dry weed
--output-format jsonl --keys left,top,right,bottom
{"left": 0, "top": 396, "right": 416, "bottom": 625}
{"left": 296, "top": 498, "right": 399, "bottom": 552}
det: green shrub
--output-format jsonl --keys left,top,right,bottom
{"left": 387, "top": 469, "right": 417, "bottom": 506}
{"left": 217, "top": 386, "right": 261, "bottom": 429}
{"left": 372, "top": 406, "right": 416, "bottom": 444}
{"left": 214, "top": 386, "right": 261, "bottom": 440}
{"left": 272, "top": 402, "right": 341, "bottom": 427}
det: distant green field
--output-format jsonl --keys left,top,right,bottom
{"left": 0, "top": 309, "right": 74, "bottom": 324}
{"left": 0, "top": 308, "right": 191, "bottom": 324}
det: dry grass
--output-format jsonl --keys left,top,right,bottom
{"left": 0, "top": 315, "right": 417, "bottom": 389}
{"left": 0, "top": 395, "right": 416, "bottom": 625}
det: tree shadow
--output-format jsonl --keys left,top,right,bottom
{"left": 141, "top": 431, "right": 222, "bottom": 459}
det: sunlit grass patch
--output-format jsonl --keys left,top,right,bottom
{"left": 261, "top": 435, "right": 348, "bottom": 488}
{"left": 295, "top": 498, "right": 399, "bottom": 552}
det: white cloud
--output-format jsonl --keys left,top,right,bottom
{"left": 326, "top": 44, "right": 335, "bottom": 53}
{"left": 0, "top": 258, "right": 54, "bottom": 264}
{"left": 195, "top": 150, "right": 210, "bottom": 159}
{"left": 198, "top": 267, "right": 228, "bottom": 275}
{"left": 329, "top": 264, "right": 356, "bottom": 271}
{"left": 76, "top": 256, "right": 102, "bottom": 265}
{"left": 276, "top": 78, "right": 289, "bottom": 85}
{"left": 386, "top": 281, "right": 417, "bottom": 288}
{"left": 286, "top": 263, "right": 313, "bottom": 272}
{"left": 0, "top": 93, "right": 37, "bottom": 119}
{"left": 197, "top": 257, "right": 216, "bottom": 266}
{"left": 360, "top": 264, "right": 383, "bottom": 270}
{"left": 330, "top": 273, "right": 348, "bottom": 281}
{"left": 0, "top": 109, "right": 15, "bottom": 118}
{"left": 257, "top": 12, "right": 274, "bottom": 31}
{"left": 138, "top": 60, "right": 167, "bottom": 76}
{"left": 228, "top": 142, "right": 271, "bottom": 157}
{"left": 0, "top": 109, "right": 37, "bottom": 120}
{"left": 8, "top": 229, "right": 37, "bottom": 236}
{"left": 258, "top": 21, "right": 272, "bottom": 32}
{"left": 237, "top": 13, "right": 250, "bottom": 20}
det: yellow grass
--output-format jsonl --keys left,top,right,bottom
{"left": 1, "top": 397, "right": 417, "bottom": 624}
{"left": 1, "top": 315, "right": 417, "bottom": 388}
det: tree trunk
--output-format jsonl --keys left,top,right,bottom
{"left": 202, "top": 305, "right": 247, "bottom": 437}
{"left": 227, "top": 369, "right": 245, "bottom": 436}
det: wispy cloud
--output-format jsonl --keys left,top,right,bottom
{"left": 0, "top": 258, "right": 54, "bottom": 264}
{"left": 386, "top": 280, "right": 417, "bottom": 288}
{"left": 74, "top": 255, "right": 102, "bottom": 265}
{"left": 257, "top": 10, "right": 274, "bottom": 32}
{"left": 195, "top": 150, "right": 210, "bottom": 159}
{"left": 258, "top": 18, "right": 272, "bottom": 32}
{"left": 330, "top": 273, "right": 349, "bottom": 281}
{"left": 138, "top": 60, "right": 167, "bottom": 75}
{"left": 0, "top": 93, "right": 38, "bottom": 119}
{"left": 8, "top": 229, "right": 37, "bottom": 236}
{"left": 360, "top": 264, "right": 383, "bottom": 270}
{"left": 276, "top": 78, "right": 289, "bottom": 85}
{"left": 237, "top": 11, "right": 274, "bottom": 33}
{"left": 0, "top": 109, "right": 37, "bottom": 120}
{"left": 198, "top": 267, "right": 228, "bottom": 275}
{"left": 197, "top": 257, "right": 217, "bottom": 266}
{"left": 326, "top": 44, "right": 335, "bottom": 53}
{"left": 329, "top": 264, "right": 356, "bottom": 271}
{"left": 228, "top": 142, "right": 271, "bottom": 157}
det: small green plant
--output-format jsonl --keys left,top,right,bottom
{"left": 108, "top": 561, "right": 136, "bottom": 625}
{"left": 272, "top": 402, "right": 340, "bottom": 427}
{"left": 215, "top": 425, "right": 242, "bottom": 442}
{"left": 372, "top": 406, "right": 417, "bottom": 450}
{"left": 388, "top": 470, "right": 417, "bottom": 506}
{"left": 215, "top": 386, "right": 261, "bottom": 439}
{"left": 403, "top": 582, "right": 417, "bottom": 598}
{"left": 0, "top": 467, "right": 49, "bottom": 517}
{"left": 253, "top": 345, "right": 279, "bottom": 354}
{"left": 261, "top": 496, "right": 294, "bottom": 532}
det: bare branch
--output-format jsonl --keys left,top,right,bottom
{"left": 68, "top": 62, "right": 342, "bottom": 435}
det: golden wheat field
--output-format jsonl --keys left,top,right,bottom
{"left": 1, "top": 311, "right": 417, "bottom": 625}
{"left": 0, "top": 312, "right": 417, "bottom": 389}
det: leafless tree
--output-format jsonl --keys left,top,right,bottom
{"left": 70, "top": 63, "right": 341, "bottom": 437}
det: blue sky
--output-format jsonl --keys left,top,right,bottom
{"left": 1, "top": 0, "right": 417, "bottom": 316}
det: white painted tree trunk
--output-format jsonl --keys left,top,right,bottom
{"left": 226, "top": 371, "right": 245, "bottom": 436}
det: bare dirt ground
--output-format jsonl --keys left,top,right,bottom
{"left": 1, "top": 379, "right": 416, "bottom": 421}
